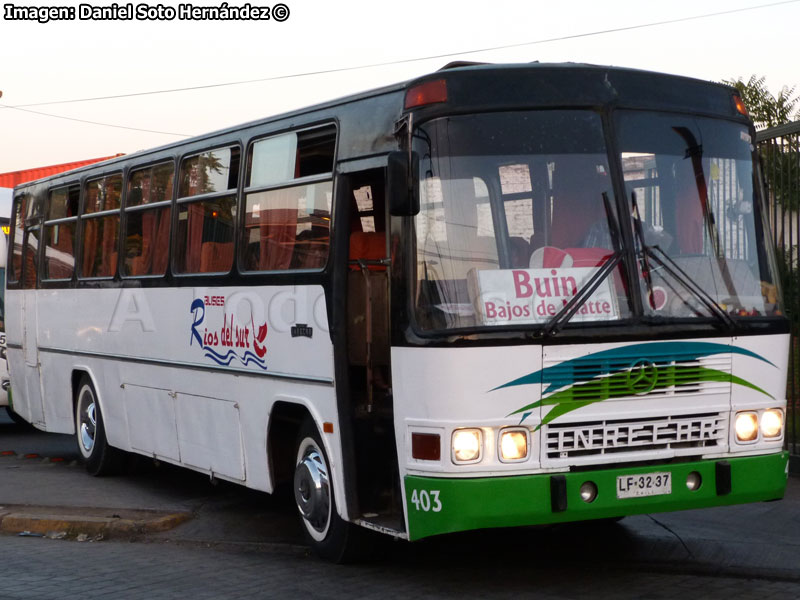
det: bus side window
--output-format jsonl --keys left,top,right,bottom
{"left": 242, "top": 182, "right": 331, "bottom": 271}
{"left": 241, "top": 126, "right": 335, "bottom": 273}
{"left": 43, "top": 185, "right": 79, "bottom": 281}
{"left": 19, "top": 185, "right": 45, "bottom": 289}
{"left": 80, "top": 173, "right": 122, "bottom": 279}
{"left": 22, "top": 228, "right": 39, "bottom": 289}
{"left": 176, "top": 198, "right": 236, "bottom": 274}
{"left": 9, "top": 194, "right": 25, "bottom": 283}
{"left": 123, "top": 162, "right": 174, "bottom": 277}
{"left": 175, "top": 146, "right": 239, "bottom": 274}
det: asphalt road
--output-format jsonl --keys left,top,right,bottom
{"left": 3, "top": 410, "right": 800, "bottom": 598}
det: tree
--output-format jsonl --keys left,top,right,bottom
{"left": 722, "top": 75, "right": 799, "bottom": 130}
{"left": 725, "top": 77, "right": 800, "bottom": 331}
{"left": 723, "top": 75, "right": 799, "bottom": 211}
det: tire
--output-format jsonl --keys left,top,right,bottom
{"left": 293, "top": 418, "right": 370, "bottom": 563}
{"left": 74, "top": 376, "right": 123, "bottom": 476}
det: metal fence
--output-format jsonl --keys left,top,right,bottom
{"left": 757, "top": 120, "right": 800, "bottom": 453}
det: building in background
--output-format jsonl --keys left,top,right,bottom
{"left": 0, "top": 155, "right": 124, "bottom": 189}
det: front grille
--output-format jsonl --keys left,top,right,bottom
{"left": 541, "top": 353, "right": 732, "bottom": 402}
{"left": 544, "top": 413, "right": 727, "bottom": 460}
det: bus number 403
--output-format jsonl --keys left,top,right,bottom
{"left": 410, "top": 489, "right": 442, "bottom": 512}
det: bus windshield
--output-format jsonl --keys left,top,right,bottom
{"left": 412, "top": 110, "right": 781, "bottom": 332}
{"left": 617, "top": 111, "right": 781, "bottom": 320}
{"left": 413, "top": 110, "right": 630, "bottom": 331}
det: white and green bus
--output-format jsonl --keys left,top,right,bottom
{"left": 6, "top": 63, "right": 789, "bottom": 561}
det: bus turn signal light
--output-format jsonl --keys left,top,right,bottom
{"left": 405, "top": 79, "right": 448, "bottom": 109}
{"left": 733, "top": 95, "right": 748, "bottom": 116}
{"left": 412, "top": 432, "right": 441, "bottom": 461}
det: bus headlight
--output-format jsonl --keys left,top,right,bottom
{"left": 735, "top": 412, "right": 759, "bottom": 442}
{"left": 452, "top": 429, "right": 482, "bottom": 463}
{"left": 499, "top": 429, "right": 529, "bottom": 462}
{"left": 761, "top": 409, "right": 784, "bottom": 438}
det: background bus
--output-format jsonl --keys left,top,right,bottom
{"left": 0, "top": 187, "right": 10, "bottom": 415}
{"left": 5, "top": 63, "right": 790, "bottom": 561}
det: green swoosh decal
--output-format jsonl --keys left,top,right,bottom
{"left": 508, "top": 365, "right": 773, "bottom": 428}
{"left": 490, "top": 342, "right": 775, "bottom": 394}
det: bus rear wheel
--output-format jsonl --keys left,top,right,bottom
{"left": 75, "top": 376, "right": 123, "bottom": 476}
{"left": 293, "top": 418, "right": 370, "bottom": 563}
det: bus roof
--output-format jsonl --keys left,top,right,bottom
{"left": 13, "top": 62, "right": 743, "bottom": 191}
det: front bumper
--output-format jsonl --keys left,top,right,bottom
{"left": 405, "top": 452, "right": 788, "bottom": 541}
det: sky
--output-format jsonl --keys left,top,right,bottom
{"left": 1, "top": 0, "right": 799, "bottom": 174}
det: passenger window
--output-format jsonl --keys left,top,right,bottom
{"left": 81, "top": 174, "right": 122, "bottom": 278}
{"left": 81, "top": 215, "right": 119, "bottom": 278}
{"left": 175, "top": 146, "right": 239, "bottom": 274}
{"left": 85, "top": 174, "right": 122, "bottom": 213}
{"left": 48, "top": 185, "right": 80, "bottom": 219}
{"left": 242, "top": 181, "right": 332, "bottom": 271}
{"left": 123, "top": 162, "right": 174, "bottom": 277}
{"left": 179, "top": 147, "right": 239, "bottom": 198}
{"left": 175, "top": 197, "right": 236, "bottom": 273}
{"left": 241, "top": 126, "right": 335, "bottom": 272}
{"left": 247, "top": 126, "right": 335, "bottom": 187}
{"left": 128, "top": 162, "right": 174, "bottom": 206}
{"left": 43, "top": 185, "right": 80, "bottom": 280}
{"left": 9, "top": 194, "right": 25, "bottom": 283}
{"left": 23, "top": 228, "right": 39, "bottom": 289}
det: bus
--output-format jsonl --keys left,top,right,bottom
{"left": 0, "top": 187, "right": 11, "bottom": 415}
{"left": 6, "top": 62, "right": 789, "bottom": 561}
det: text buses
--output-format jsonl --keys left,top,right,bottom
{"left": 6, "top": 63, "right": 789, "bottom": 561}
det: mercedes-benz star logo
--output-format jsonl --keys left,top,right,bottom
{"left": 626, "top": 359, "right": 658, "bottom": 394}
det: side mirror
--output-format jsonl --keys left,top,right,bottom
{"left": 387, "top": 151, "right": 419, "bottom": 216}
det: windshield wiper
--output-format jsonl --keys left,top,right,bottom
{"left": 672, "top": 126, "right": 741, "bottom": 310}
{"left": 543, "top": 193, "right": 623, "bottom": 337}
{"left": 630, "top": 183, "right": 735, "bottom": 330}
{"left": 632, "top": 236, "right": 736, "bottom": 331}
{"left": 630, "top": 191, "right": 656, "bottom": 310}
{"left": 542, "top": 252, "right": 623, "bottom": 336}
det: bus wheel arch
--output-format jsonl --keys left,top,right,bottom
{"left": 267, "top": 400, "right": 310, "bottom": 490}
{"left": 71, "top": 370, "right": 123, "bottom": 476}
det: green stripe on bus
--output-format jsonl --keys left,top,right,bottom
{"left": 404, "top": 452, "right": 788, "bottom": 541}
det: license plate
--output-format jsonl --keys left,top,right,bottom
{"left": 616, "top": 471, "right": 671, "bottom": 499}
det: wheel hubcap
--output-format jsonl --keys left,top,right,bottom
{"left": 79, "top": 394, "right": 96, "bottom": 454}
{"left": 294, "top": 445, "right": 330, "bottom": 534}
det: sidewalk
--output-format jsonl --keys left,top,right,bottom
{"left": 2, "top": 411, "right": 800, "bottom": 576}
{"left": 0, "top": 411, "right": 303, "bottom": 546}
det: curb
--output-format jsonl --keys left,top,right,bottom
{"left": 0, "top": 507, "right": 191, "bottom": 539}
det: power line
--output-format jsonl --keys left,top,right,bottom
{"left": 4, "top": 0, "right": 798, "bottom": 110}
{"left": 0, "top": 104, "right": 190, "bottom": 137}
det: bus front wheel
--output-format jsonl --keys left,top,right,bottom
{"left": 293, "top": 418, "right": 369, "bottom": 562}
{"left": 74, "top": 376, "right": 123, "bottom": 476}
